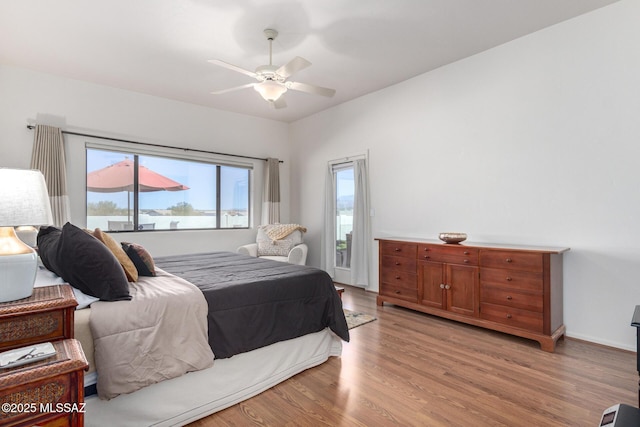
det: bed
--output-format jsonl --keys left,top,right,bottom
{"left": 154, "top": 252, "right": 349, "bottom": 359}
{"left": 36, "top": 246, "right": 348, "bottom": 426}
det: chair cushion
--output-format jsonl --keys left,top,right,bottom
{"left": 259, "top": 255, "right": 289, "bottom": 263}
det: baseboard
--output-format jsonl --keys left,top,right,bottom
{"left": 565, "top": 332, "right": 635, "bottom": 352}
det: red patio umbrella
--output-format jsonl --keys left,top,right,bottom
{"left": 87, "top": 159, "right": 189, "bottom": 193}
{"left": 87, "top": 159, "right": 189, "bottom": 224}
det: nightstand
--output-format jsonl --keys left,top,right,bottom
{"left": 0, "top": 285, "right": 77, "bottom": 352}
{"left": 0, "top": 339, "right": 89, "bottom": 427}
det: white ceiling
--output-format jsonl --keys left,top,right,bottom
{"left": 0, "top": 0, "right": 618, "bottom": 123}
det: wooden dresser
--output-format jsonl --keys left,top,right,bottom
{"left": 377, "top": 238, "right": 569, "bottom": 352}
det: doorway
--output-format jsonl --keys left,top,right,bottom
{"left": 333, "top": 164, "right": 354, "bottom": 284}
{"left": 324, "top": 154, "right": 370, "bottom": 287}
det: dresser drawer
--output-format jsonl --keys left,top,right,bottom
{"left": 0, "top": 310, "right": 66, "bottom": 351}
{"left": 380, "top": 271, "right": 418, "bottom": 302}
{"left": 480, "top": 250, "right": 543, "bottom": 272}
{"left": 481, "top": 287, "right": 543, "bottom": 312}
{"left": 382, "top": 255, "right": 417, "bottom": 272}
{"left": 480, "top": 267, "right": 543, "bottom": 292}
{"left": 381, "top": 270, "right": 417, "bottom": 288}
{"left": 380, "top": 283, "right": 418, "bottom": 302}
{"left": 480, "top": 303, "right": 543, "bottom": 333}
{"left": 0, "top": 285, "right": 76, "bottom": 352}
{"left": 0, "top": 339, "right": 87, "bottom": 427}
{"left": 418, "top": 245, "right": 478, "bottom": 265}
{"left": 381, "top": 242, "right": 417, "bottom": 258}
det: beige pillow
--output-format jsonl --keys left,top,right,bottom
{"left": 256, "top": 227, "right": 302, "bottom": 257}
{"left": 93, "top": 228, "right": 138, "bottom": 282}
{"left": 257, "top": 239, "right": 295, "bottom": 257}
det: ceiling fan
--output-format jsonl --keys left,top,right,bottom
{"left": 208, "top": 29, "right": 336, "bottom": 109}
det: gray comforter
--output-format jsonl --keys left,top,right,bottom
{"left": 155, "top": 252, "right": 349, "bottom": 359}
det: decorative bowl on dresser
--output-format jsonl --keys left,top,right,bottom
{"left": 0, "top": 284, "right": 88, "bottom": 427}
{"left": 376, "top": 237, "right": 569, "bottom": 352}
{"left": 438, "top": 232, "right": 467, "bottom": 244}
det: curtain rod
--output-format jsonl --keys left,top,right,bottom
{"left": 26, "top": 125, "right": 283, "bottom": 163}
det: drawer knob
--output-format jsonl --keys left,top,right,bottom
{"left": 424, "top": 255, "right": 430, "bottom": 259}
{"left": 445, "top": 284, "right": 451, "bottom": 290}
{"left": 505, "top": 258, "right": 512, "bottom": 263}
{"left": 395, "top": 290, "right": 401, "bottom": 294}
{"left": 506, "top": 314, "right": 512, "bottom": 319}
{"left": 463, "top": 259, "right": 469, "bottom": 264}
{"left": 506, "top": 296, "right": 513, "bottom": 300}
{"left": 395, "top": 248, "right": 401, "bottom": 252}
{"left": 464, "top": 251, "right": 470, "bottom": 255}
{"left": 506, "top": 276, "right": 513, "bottom": 281}
{"left": 395, "top": 261, "right": 400, "bottom": 265}
{"left": 440, "top": 284, "right": 445, "bottom": 289}
{"left": 423, "top": 248, "right": 430, "bottom": 251}
{"left": 395, "top": 275, "right": 401, "bottom": 280}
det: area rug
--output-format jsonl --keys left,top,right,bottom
{"left": 343, "top": 309, "right": 377, "bottom": 329}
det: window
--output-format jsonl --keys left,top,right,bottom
{"left": 86, "top": 148, "right": 250, "bottom": 231}
{"left": 334, "top": 164, "right": 354, "bottom": 269}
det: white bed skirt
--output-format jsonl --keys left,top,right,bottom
{"left": 85, "top": 328, "right": 342, "bottom": 427}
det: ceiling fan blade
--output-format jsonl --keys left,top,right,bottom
{"left": 286, "top": 81, "right": 336, "bottom": 97}
{"left": 208, "top": 59, "right": 256, "bottom": 78}
{"left": 269, "top": 98, "right": 287, "bottom": 109}
{"left": 211, "top": 83, "right": 256, "bottom": 95}
{"left": 276, "top": 56, "right": 311, "bottom": 78}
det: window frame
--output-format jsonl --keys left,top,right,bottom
{"left": 85, "top": 143, "right": 253, "bottom": 232}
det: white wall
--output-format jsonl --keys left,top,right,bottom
{"left": 0, "top": 65, "right": 290, "bottom": 255}
{"left": 290, "top": 0, "right": 640, "bottom": 350}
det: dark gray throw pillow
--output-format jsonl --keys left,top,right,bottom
{"left": 37, "top": 223, "right": 131, "bottom": 301}
{"left": 121, "top": 242, "right": 156, "bottom": 277}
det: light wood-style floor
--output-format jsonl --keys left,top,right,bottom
{"left": 189, "top": 286, "right": 637, "bottom": 426}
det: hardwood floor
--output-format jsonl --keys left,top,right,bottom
{"left": 189, "top": 286, "right": 636, "bottom": 426}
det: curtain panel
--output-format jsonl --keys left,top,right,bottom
{"left": 321, "top": 164, "right": 336, "bottom": 278}
{"left": 30, "top": 124, "right": 70, "bottom": 227}
{"left": 261, "top": 157, "right": 280, "bottom": 225}
{"left": 350, "top": 159, "right": 371, "bottom": 287}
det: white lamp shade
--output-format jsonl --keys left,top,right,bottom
{"left": 0, "top": 168, "right": 53, "bottom": 227}
{"left": 254, "top": 81, "right": 287, "bottom": 102}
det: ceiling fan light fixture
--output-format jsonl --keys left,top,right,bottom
{"left": 254, "top": 80, "right": 287, "bottom": 101}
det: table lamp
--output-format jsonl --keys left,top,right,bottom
{"left": 0, "top": 168, "right": 53, "bottom": 303}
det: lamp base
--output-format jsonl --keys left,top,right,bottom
{"left": 0, "top": 227, "right": 38, "bottom": 303}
